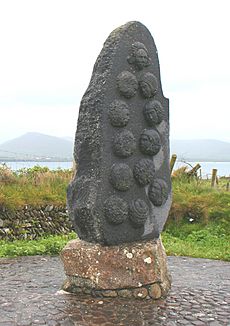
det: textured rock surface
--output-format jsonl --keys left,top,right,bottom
{"left": 60, "top": 238, "right": 171, "bottom": 298}
{"left": 68, "top": 21, "right": 171, "bottom": 245}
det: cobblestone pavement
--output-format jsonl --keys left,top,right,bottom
{"left": 0, "top": 255, "right": 229, "bottom": 326}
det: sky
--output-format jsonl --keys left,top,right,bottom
{"left": 0, "top": 0, "right": 230, "bottom": 144}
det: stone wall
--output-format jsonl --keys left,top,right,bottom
{"left": 0, "top": 205, "right": 73, "bottom": 241}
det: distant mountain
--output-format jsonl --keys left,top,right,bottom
{"left": 62, "top": 136, "right": 74, "bottom": 142}
{"left": 0, "top": 133, "right": 229, "bottom": 162}
{"left": 0, "top": 132, "right": 73, "bottom": 161}
{"left": 170, "top": 139, "right": 230, "bottom": 162}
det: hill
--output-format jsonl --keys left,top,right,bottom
{"left": 171, "top": 139, "right": 230, "bottom": 162}
{"left": 0, "top": 134, "right": 229, "bottom": 162}
{"left": 0, "top": 132, "right": 73, "bottom": 161}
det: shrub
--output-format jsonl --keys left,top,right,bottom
{"left": 0, "top": 166, "right": 72, "bottom": 209}
{"left": 0, "top": 164, "right": 16, "bottom": 184}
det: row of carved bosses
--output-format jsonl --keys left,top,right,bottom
{"left": 109, "top": 70, "right": 165, "bottom": 161}
{"left": 104, "top": 43, "right": 168, "bottom": 227}
{"left": 104, "top": 175, "right": 168, "bottom": 227}
{"left": 119, "top": 41, "right": 158, "bottom": 99}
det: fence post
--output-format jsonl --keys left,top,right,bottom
{"left": 187, "top": 164, "right": 201, "bottom": 177}
{"left": 170, "top": 154, "right": 177, "bottom": 173}
{"left": 226, "top": 182, "right": 229, "bottom": 191}
{"left": 211, "top": 169, "right": 217, "bottom": 187}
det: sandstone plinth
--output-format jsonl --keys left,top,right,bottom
{"left": 61, "top": 238, "right": 171, "bottom": 299}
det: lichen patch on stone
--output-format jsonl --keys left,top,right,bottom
{"left": 126, "top": 252, "right": 133, "bottom": 259}
{"left": 144, "top": 257, "right": 152, "bottom": 264}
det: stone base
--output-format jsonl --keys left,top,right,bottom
{"left": 60, "top": 238, "right": 171, "bottom": 300}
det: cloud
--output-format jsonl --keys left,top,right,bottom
{"left": 0, "top": 0, "right": 230, "bottom": 143}
{"left": 0, "top": 103, "right": 78, "bottom": 144}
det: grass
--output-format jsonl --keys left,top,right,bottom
{"left": 162, "top": 221, "right": 230, "bottom": 261}
{"left": 163, "top": 173, "right": 230, "bottom": 261}
{"left": 169, "top": 175, "right": 230, "bottom": 224}
{"left": 0, "top": 165, "right": 72, "bottom": 209}
{"left": 0, "top": 224, "right": 229, "bottom": 261}
{"left": 0, "top": 232, "right": 76, "bottom": 257}
{"left": 0, "top": 164, "right": 229, "bottom": 261}
{"left": 0, "top": 222, "right": 229, "bottom": 261}
{"left": 0, "top": 224, "right": 230, "bottom": 261}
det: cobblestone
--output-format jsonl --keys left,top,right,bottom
{"left": 0, "top": 255, "right": 229, "bottom": 325}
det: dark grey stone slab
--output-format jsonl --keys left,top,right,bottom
{"left": 67, "top": 21, "right": 171, "bottom": 245}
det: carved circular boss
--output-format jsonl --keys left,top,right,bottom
{"left": 104, "top": 196, "right": 149, "bottom": 227}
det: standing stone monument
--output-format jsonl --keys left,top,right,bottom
{"left": 61, "top": 21, "right": 172, "bottom": 300}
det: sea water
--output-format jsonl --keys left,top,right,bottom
{"left": 1, "top": 160, "right": 230, "bottom": 177}
{"left": 174, "top": 161, "right": 230, "bottom": 178}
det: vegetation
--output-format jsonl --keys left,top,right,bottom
{"left": 162, "top": 170, "right": 230, "bottom": 261}
{"left": 0, "top": 164, "right": 72, "bottom": 210}
{"left": 162, "top": 222, "right": 230, "bottom": 261}
{"left": 0, "top": 164, "right": 229, "bottom": 260}
{"left": 0, "top": 224, "right": 229, "bottom": 261}
{"left": 0, "top": 232, "right": 76, "bottom": 257}
{"left": 169, "top": 170, "right": 230, "bottom": 225}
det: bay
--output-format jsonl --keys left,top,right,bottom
{"left": 174, "top": 161, "right": 230, "bottom": 178}
{"left": 1, "top": 160, "right": 230, "bottom": 177}
{"left": 2, "top": 161, "right": 73, "bottom": 171}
